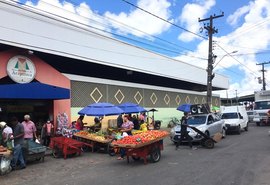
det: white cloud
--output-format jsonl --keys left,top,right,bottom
{"left": 25, "top": 0, "right": 109, "bottom": 32}
{"left": 178, "top": 0, "right": 216, "bottom": 42}
{"left": 176, "top": 0, "right": 270, "bottom": 98}
{"left": 104, "top": 0, "right": 172, "bottom": 37}
{"left": 227, "top": 3, "right": 251, "bottom": 26}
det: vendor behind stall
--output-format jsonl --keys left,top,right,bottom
{"left": 75, "top": 116, "right": 84, "bottom": 131}
{"left": 118, "top": 115, "right": 134, "bottom": 160}
{"left": 94, "top": 116, "right": 103, "bottom": 130}
{"left": 120, "top": 115, "right": 134, "bottom": 135}
{"left": 0, "top": 122, "right": 13, "bottom": 150}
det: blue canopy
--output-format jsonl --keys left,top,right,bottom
{"left": 177, "top": 104, "right": 192, "bottom": 112}
{"left": 78, "top": 102, "right": 124, "bottom": 116}
{"left": 0, "top": 82, "right": 70, "bottom": 100}
{"left": 117, "top": 102, "right": 147, "bottom": 114}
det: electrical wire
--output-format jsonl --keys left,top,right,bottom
{"left": 20, "top": 0, "right": 208, "bottom": 60}
{"left": 63, "top": 0, "right": 197, "bottom": 53}
{"left": 215, "top": 44, "right": 259, "bottom": 76}
{"left": 121, "top": 0, "right": 207, "bottom": 40}
{"left": 4, "top": 0, "right": 207, "bottom": 61}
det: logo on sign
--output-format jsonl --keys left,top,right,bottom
{"left": 6, "top": 56, "right": 36, "bottom": 84}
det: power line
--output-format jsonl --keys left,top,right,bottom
{"left": 63, "top": 0, "right": 197, "bottom": 53}
{"left": 13, "top": 0, "right": 208, "bottom": 60}
{"left": 222, "top": 17, "right": 270, "bottom": 42}
{"left": 215, "top": 44, "right": 260, "bottom": 77}
{"left": 0, "top": 2, "right": 209, "bottom": 76}
{"left": 6, "top": 0, "right": 208, "bottom": 61}
{"left": 121, "top": 0, "right": 207, "bottom": 40}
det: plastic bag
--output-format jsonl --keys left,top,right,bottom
{"left": 35, "top": 139, "right": 40, "bottom": 144}
{"left": 0, "top": 156, "right": 11, "bottom": 175}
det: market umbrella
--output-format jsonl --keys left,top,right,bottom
{"left": 117, "top": 102, "right": 147, "bottom": 114}
{"left": 78, "top": 102, "right": 124, "bottom": 116}
{"left": 177, "top": 104, "right": 192, "bottom": 112}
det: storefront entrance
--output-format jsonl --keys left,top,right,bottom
{"left": 0, "top": 99, "right": 53, "bottom": 136}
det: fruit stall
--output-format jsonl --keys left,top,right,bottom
{"left": 73, "top": 131, "right": 111, "bottom": 152}
{"left": 110, "top": 130, "right": 169, "bottom": 164}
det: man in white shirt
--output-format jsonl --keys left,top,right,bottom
{"left": 0, "top": 121, "right": 13, "bottom": 148}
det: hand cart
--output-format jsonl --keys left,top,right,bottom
{"left": 187, "top": 125, "right": 218, "bottom": 149}
{"left": 24, "top": 140, "right": 47, "bottom": 163}
{"left": 50, "top": 137, "right": 90, "bottom": 159}
{"left": 111, "top": 135, "right": 168, "bottom": 165}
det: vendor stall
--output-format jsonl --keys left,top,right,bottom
{"left": 110, "top": 130, "right": 169, "bottom": 164}
{"left": 73, "top": 131, "right": 111, "bottom": 152}
{"left": 50, "top": 137, "right": 93, "bottom": 159}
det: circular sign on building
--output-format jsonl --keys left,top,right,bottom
{"left": 6, "top": 55, "right": 36, "bottom": 84}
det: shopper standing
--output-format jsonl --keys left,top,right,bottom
{"left": 10, "top": 117, "right": 26, "bottom": 170}
{"left": 22, "top": 115, "right": 37, "bottom": 141}
{"left": 41, "top": 120, "right": 54, "bottom": 147}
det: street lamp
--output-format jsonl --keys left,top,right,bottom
{"left": 213, "top": 50, "right": 238, "bottom": 69}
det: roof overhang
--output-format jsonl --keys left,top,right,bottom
{"left": 0, "top": 82, "right": 70, "bottom": 99}
{"left": 0, "top": 1, "right": 229, "bottom": 91}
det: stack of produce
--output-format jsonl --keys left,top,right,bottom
{"left": 75, "top": 131, "right": 109, "bottom": 143}
{"left": 112, "top": 130, "right": 168, "bottom": 145}
{"left": 0, "top": 145, "right": 7, "bottom": 152}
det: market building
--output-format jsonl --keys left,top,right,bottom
{"left": 0, "top": 1, "right": 229, "bottom": 128}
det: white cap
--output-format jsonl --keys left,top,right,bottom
{"left": 0, "top": 121, "right": 7, "bottom": 128}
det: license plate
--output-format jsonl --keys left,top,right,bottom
{"left": 253, "top": 118, "right": 260, "bottom": 122}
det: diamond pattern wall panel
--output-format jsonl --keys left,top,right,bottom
{"left": 71, "top": 80, "right": 220, "bottom": 108}
{"left": 108, "top": 85, "right": 144, "bottom": 106}
{"left": 71, "top": 81, "right": 106, "bottom": 107}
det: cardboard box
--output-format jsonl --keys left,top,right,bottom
{"left": 213, "top": 132, "right": 222, "bottom": 142}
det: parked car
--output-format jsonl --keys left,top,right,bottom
{"left": 170, "top": 113, "right": 225, "bottom": 144}
{"left": 220, "top": 106, "right": 248, "bottom": 134}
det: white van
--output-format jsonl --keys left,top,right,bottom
{"left": 220, "top": 106, "right": 249, "bottom": 134}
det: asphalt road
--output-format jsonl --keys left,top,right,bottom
{"left": 2, "top": 122, "right": 270, "bottom": 185}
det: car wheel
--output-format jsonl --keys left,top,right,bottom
{"left": 244, "top": 123, "right": 249, "bottom": 131}
{"left": 237, "top": 125, "right": 241, "bottom": 135}
{"left": 256, "top": 122, "right": 260, "bottom": 126}
{"left": 222, "top": 128, "right": 226, "bottom": 138}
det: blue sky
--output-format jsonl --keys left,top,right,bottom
{"left": 19, "top": 0, "right": 270, "bottom": 98}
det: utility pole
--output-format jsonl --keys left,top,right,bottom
{"left": 235, "top": 90, "right": 238, "bottom": 104}
{"left": 199, "top": 13, "right": 224, "bottom": 110}
{"left": 257, "top": 62, "right": 270, "bottom": 90}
